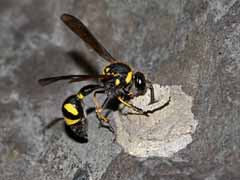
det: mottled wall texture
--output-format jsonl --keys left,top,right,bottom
{"left": 0, "top": 0, "right": 239, "bottom": 180}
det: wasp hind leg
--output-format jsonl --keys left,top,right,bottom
{"left": 93, "top": 90, "right": 115, "bottom": 134}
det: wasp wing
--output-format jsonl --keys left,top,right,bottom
{"left": 61, "top": 14, "right": 117, "bottom": 63}
{"left": 38, "top": 74, "right": 112, "bottom": 86}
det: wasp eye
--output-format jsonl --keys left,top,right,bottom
{"left": 134, "top": 72, "right": 146, "bottom": 93}
{"left": 137, "top": 78, "right": 142, "bottom": 84}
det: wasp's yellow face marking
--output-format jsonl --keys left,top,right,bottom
{"left": 77, "top": 93, "right": 84, "bottom": 100}
{"left": 64, "top": 117, "right": 81, "bottom": 125}
{"left": 125, "top": 71, "right": 133, "bottom": 84}
{"left": 110, "top": 72, "right": 116, "bottom": 76}
{"left": 105, "top": 67, "right": 110, "bottom": 72}
{"left": 103, "top": 67, "right": 110, "bottom": 74}
{"left": 64, "top": 103, "right": 79, "bottom": 116}
{"left": 115, "top": 79, "right": 121, "bottom": 86}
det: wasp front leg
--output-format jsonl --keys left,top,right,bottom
{"left": 117, "top": 96, "right": 149, "bottom": 116}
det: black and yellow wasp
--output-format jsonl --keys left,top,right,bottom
{"left": 39, "top": 14, "right": 157, "bottom": 139}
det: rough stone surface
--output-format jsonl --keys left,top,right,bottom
{"left": 115, "top": 84, "right": 198, "bottom": 157}
{"left": 0, "top": 0, "right": 240, "bottom": 180}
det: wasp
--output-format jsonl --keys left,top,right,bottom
{"left": 39, "top": 14, "right": 157, "bottom": 139}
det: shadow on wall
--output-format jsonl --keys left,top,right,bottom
{"left": 67, "top": 50, "right": 100, "bottom": 75}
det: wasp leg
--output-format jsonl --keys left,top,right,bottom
{"left": 117, "top": 96, "right": 149, "bottom": 116}
{"left": 93, "top": 90, "right": 115, "bottom": 133}
{"left": 100, "top": 95, "right": 117, "bottom": 141}
{"left": 146, "top": 80, "right": 158, "bottom": 105}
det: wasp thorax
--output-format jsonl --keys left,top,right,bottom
{"left": 62, "top": 95, "right": 84, "bottom": 126}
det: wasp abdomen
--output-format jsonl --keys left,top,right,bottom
{"left": 62, "top": 95, "right": 84, "bottom": 126}
{"left": 62, "top": 84, "right": 100, "bottom": 124}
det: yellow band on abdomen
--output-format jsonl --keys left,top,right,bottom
{"left": 64, "top": 117, "right": 81, "bottom": 125}
{"left": 64, "top": 103, "right": 79, "bottom": 115}
{"left": 77, "top": 93, "right": 84, "bottom": 100}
